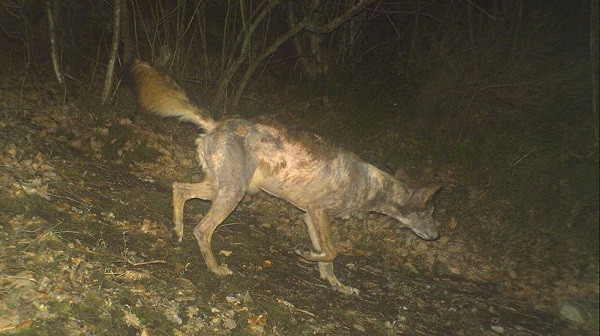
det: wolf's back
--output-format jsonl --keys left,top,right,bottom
{"left": 130, "top": 60, "right": 216, "bottom": 132}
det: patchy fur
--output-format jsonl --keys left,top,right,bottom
{"left": 131, "top": 60, "right": 441, "bottom": 295}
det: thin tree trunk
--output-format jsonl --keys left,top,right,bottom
{"left": 409, "top": 0, "right": 422, "bottom": 64}
{"left": 121, "top": 0, "right": 133, "bottom": 63}
{"left": 102, "top": 0, "right": 122, "bottom": 104}
{"left": 46, "top": 0, "right": 64, "bottom": 84}
{"left": 510, "top": 0, "right": 523, "bottom": 55}
{"left": 286, "top": 2, "right": 315, "bottom": 77}
{"left": 230, "top": 18, "right": 310, "bottom": 109}
{"left": 214, "top": 0, "right": 284, "bottom": 111}
{"left": 591, "top": 0, "right": 599, "bottom": 143}
{"left": 231, "top": 0, "right": 375, "bottom": 108}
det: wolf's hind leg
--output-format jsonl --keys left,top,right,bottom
{"left": 172, "top": 181, "right": 216, "bottom": 242}
{"left": 193, "top": 186, "right": 244, "bottom": 276}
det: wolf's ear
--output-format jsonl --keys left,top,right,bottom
{"left": 394, "top": 167, "right": 414, "bottom": 183}
{"left": 413, "top": 184, "right": 442, "bottom": 206}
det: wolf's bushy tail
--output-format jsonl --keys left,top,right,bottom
{"left": 130, "top": 60, "right": 217, "bottom": 132}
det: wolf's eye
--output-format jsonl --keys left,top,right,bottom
{"left": 416, "top": 207, "right": 433, "bottom": 218}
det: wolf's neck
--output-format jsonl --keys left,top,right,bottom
{"left": 366, "top": 165, "right": 411, "bottom": 207}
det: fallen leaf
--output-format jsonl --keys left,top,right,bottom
{"left": 248, "top": 314, "right": 266, "bottom": 332}
{"left": 219, "top": 250, "right": 232, "bottom": 257}
{"left": 449, "top": 217, "right": 458, "bottom": 231}
{"left": 123, "top": 310, "right": 142, "bottom": 328}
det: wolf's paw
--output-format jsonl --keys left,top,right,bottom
{"left": 335, "top": 284, "right": 360, "bottom": 296}
{"left": 295, "top": 245, "right": 336, "bottom": 262}
{"left": 295, "top": 245, "right": 328, "bottom": 261}
{"left": 294, "top": 244, "right": 315, "bottom": 258}
{"left": 171, "top": 229, "right": 183, "bottom": 244}
{"left": 211, "top": 265, "right": 233, "bottom": 276}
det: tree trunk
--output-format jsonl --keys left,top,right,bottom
{"left": 46, "top": 0, "right": 64, "bottom": 84}
{"left": 120, "top": 0, "right": 133, "bottom": 63}
{"left": 591, "top": 0, "right": 599, "bottom": 143}
{"left": 102, "top": 0, "right": 122, "bottom": 104}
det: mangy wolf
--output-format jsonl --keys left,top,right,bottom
{"left": 130, "top": 60, "right": 441, "bottom": 295}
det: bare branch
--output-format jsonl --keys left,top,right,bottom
{"left": 305, "top": 0, "right": 377, "bottom": 34}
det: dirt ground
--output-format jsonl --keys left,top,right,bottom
{"left": 0, "top": 70, "right": 597, "bottom": 336}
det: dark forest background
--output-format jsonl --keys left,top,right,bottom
{"left": 0, "top": 0, "right": 598, "bottom": 333}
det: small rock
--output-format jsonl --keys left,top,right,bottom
{"left": 223, "top": 318, "right": 237, "bottom": 330}
{"left": 491, "top": 325, "right": 504, "bottom": 333}
{"left": 559, "top": 301, "right": 585, "bottom": 324}
{"left": 219, "top": 250, "right": 233, "bottom": 257}
{"left": 353, "top": 324, "right": 365, "bottom": 332}
{"left": 225, "top": 295, "right": 239, "bottom": 305}
{"left": 37, "top": 276, "right": 51, "bottom": 291}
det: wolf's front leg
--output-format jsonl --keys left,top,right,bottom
{"left": 296, "top": 206, "right": 358, "bottom": 295}
{"left": 295, "top": 206, "right": 338, "bottom": 262}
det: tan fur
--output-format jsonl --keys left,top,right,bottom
{"left": 131, "top": 60, "right": 216, "bottom": 131}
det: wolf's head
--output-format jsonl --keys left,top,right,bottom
{"left": 392, "top": 184, "right": 441, "bottom": 240}
{"left": 374, "top": 168, "right": 441, "bottom": 240}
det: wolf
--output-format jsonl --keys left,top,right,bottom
{"left": 130, "top": 60, "right": 441, "bottom": 295}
